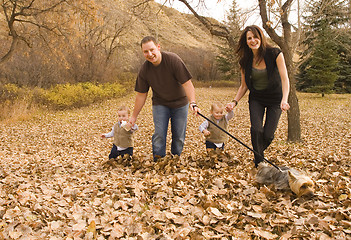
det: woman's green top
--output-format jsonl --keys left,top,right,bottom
{"left": 251, "top": 67, "right": 269, "bottom": 91}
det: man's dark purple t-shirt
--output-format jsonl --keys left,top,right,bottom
{"left": 135, "top": 51, "right": 192, "bottom": 108}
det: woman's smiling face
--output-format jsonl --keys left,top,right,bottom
{"left": 246, "top": 30, "right": 261, "bottom": 51}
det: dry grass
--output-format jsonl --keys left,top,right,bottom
{"left": 0, "top": 99, "right": 39, "bottom": 123}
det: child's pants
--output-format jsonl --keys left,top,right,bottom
{"left": 109, "top": 144, "right": 133, "bottom": 159}
{"left": 205, "top": 140, "right": 224, "bottom": 150}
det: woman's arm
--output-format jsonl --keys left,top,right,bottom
{"left": 276, "top": 52, "right": 290, "bottom": 111}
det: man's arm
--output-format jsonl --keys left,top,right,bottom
{"left": 182, "top": 80, "right": 196, "bottom": 103}
{"left": 182, "top": 80, "right": 200, "bottom": 113}
{"left": 130, "top": 92, "right": 148, "bottom": 125}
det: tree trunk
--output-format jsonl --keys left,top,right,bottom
{"left": 286, "top": 64, "right": 301, "bottom": 142}
{"left": 258, "top": 0, "right": 301, "bottom": 142}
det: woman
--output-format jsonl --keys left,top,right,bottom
{"left": 226, "top": 25, "right": 290, "bottom": 168}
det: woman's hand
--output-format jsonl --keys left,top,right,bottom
{"left": 226, "top": 102, "right": 237, "bottom": 112}
{"left": 281, "top": 101, "right": 290, "bottom": 111}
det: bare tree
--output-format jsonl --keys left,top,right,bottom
{"left": 63, "top": 5, "right": 133, "bottom": 83}
{"left": 0, "top": 0, "right": 103, "bottom": 65}
{"left": 0, "top": 0, "right": 71, "bottom": 64}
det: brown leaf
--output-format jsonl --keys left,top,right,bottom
{"left": 253, "top": 229, "right": 278, "bottom": 239}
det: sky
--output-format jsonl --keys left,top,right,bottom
{"left": 155, "top": 0, "right": 260, "bottom": 24}
{"left": 154, "top": 0, "right": 301, "bottom": 28}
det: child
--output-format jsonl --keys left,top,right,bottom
{"left": 199, "top": 102, "right": 234, "bottom": 151}
{"left": 101, "top": 105, "right": 138, "bottom": 159}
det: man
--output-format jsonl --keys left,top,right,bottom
{"left": 130, "top": 36, "right": 199, "bottom": 160}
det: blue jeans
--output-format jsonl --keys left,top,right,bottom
{"left": 152, "top": 104, "right": 188, "bottom": 158}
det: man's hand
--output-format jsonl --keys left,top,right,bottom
{"left": 190, "top": 102, "right": 200, "bottom": 114}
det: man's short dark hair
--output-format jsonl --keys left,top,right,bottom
{"left": 141, "top": 36, "right": 157, "bottom": 47}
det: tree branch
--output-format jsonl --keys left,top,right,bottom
{"left": 0, "top": 0, "right": 69, "bottom": 64}
{"left": 177, "top": 0, "right": 234, "bottom": 47}
{"left": 258, "top": 0, "right": 284, "bottom": 47}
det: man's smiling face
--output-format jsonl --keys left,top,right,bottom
{"left": 142, "top": 40, "right": 162, "bottom": 66}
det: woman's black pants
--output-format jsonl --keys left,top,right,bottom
{"left": 249, "top": 99, "right": 282, "bottom": 167}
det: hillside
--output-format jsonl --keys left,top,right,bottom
{"left": 0, "top": 0, "right": 226, "bottom": 88}
{"left": 105, "top": 0, "right": 226, "bottom": 75}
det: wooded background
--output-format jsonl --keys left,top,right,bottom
{"left": 0, "top": 0, "right": 225, "bottom": 88}
{"left": 1, "top": 0, "right": 349, "bottom": 90}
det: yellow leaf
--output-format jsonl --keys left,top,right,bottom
{"left": 338, "top": 194, "right": 348, "bottom": 201}
{"left": 87, "top": 221, "right": 97, "bottom": 240}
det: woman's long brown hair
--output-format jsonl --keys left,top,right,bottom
{"left": 236, "top": 25, "right": 271, "bottom": 71}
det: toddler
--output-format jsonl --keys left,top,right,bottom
{"left": 101, "top": 105, "right": 138, "bottom": 159}
{"left": 199, "top": 102, "right": 234, "bottom": 151}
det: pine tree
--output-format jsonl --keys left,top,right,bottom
{"left": 215, "top": 0, "right": 242, "bottom": 81}
{"left": 305, "top": 22, "right": 339, "bottom": 93}
{"left": 298, "top": 0, "right": 349, "bottom": 94}
{"left": 335, "top": 29, "right": 351, "bottom": 93}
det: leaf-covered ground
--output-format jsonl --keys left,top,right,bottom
{"left": 0, "top": 88, "right": 350, "bottom": 240}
